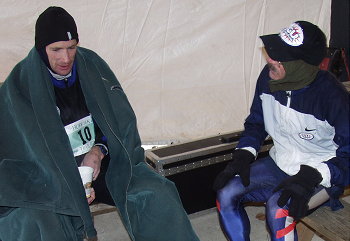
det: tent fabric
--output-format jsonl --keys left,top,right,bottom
{"left": 0, "top": 0, "right": 331, "bottom": 144}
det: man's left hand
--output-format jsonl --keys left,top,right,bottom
{"left": 87, "top": 188, "right": 95, "bottom": 204}
{"left": 81, "top": 146, "right": 104, "bottom": 181}
{"left": 273, "top": 165, "right": 322, "bottom": 220}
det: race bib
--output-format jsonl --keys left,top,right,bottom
{"left": 64, "top": 115, "right": 95, "bottom": 156}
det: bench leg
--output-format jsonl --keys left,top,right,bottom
{"left": 296, "top": 222, "right": 314, "bottom": 241}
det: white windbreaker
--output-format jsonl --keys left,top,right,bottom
{"left": 237, "top": 66, "right": 349, "bottom": 190}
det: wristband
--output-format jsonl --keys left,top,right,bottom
{"left": 94, "top": 143, "right": 108, "bottom": 156}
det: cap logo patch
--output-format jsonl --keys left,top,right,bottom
{"left": 67, "top": 31, "right": 72, "bottom": 40}
{"left": 279, "top": 23, "right": 304, "bottom": 46}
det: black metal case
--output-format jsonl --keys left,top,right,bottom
{"left": 145, "top": 131, "right": 272, "bottom": 214}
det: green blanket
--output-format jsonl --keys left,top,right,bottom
{"left": 0, "top": 47, "right": 199, "bottom": 241}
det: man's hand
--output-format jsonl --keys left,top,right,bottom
{"left": 81, "top": 146, "right": 104, "bottom": 181}
{"left": 213, "top": 149, "right": 255, "bottom": 191}
{"left": 87, "top": 188, "right": 95, "bottom": 204}
{"left": 274, "top": 165, "right": 322, "bottom": 220}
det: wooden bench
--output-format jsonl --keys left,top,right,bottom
{"left": 255, "top": 188, "right": 350, "bottom": 241}
{"left": 297, "top": 188, "right": 350, "bottom": 241}
{"left": 89, "top": 202, "right": 117, "bottom": 217}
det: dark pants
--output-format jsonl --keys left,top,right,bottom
{"left": 93, "top": 155, "right": 115, "bottom": 205}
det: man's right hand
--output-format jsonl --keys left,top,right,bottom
{"left": 213, "top": 149, "right": 255, "bottom": 191}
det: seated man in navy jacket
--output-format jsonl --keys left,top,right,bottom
{"left": 214, "top": 21, "right": 349, "bottom": 241}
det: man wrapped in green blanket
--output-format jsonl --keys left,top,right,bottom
{"left": 0, "top": 6, "right": 199, "bottom": 241}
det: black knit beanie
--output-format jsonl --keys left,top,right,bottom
{"left": 35, "top": 6, "right": 79, "bottom": 50}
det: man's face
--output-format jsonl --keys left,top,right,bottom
{"left": 266, "top": 54, "right": 286, "bottom": 80}
{"left": 46, "top": 39, "right": 77, "bottom": 76}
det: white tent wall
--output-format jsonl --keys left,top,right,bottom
{"left": 1, "top": 0, "right": 331, "bottom": 144}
